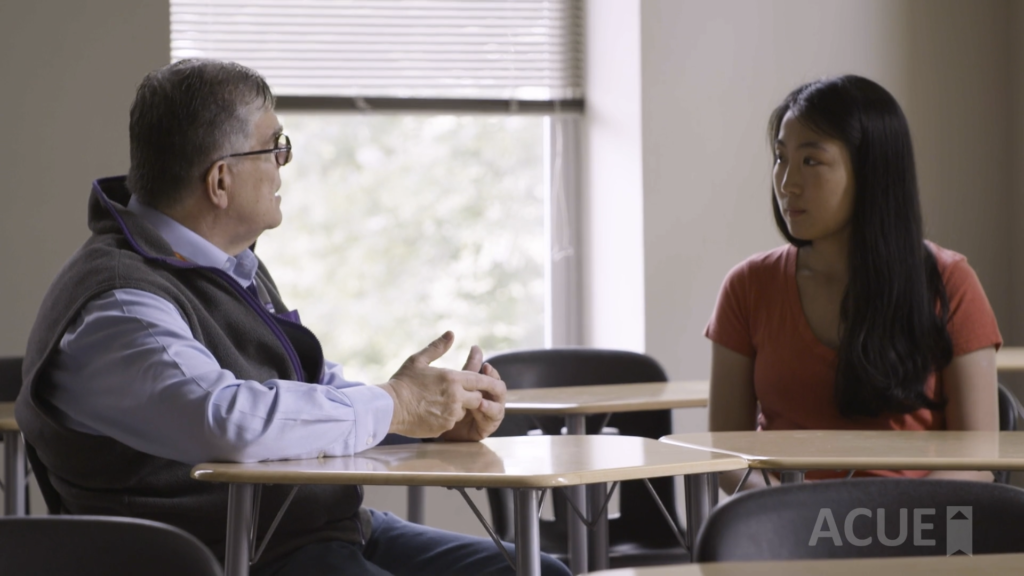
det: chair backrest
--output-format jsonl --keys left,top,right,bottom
{"left": 994, "top": 383, "right": 1018, "bottom": 484}
{"left": 998, "top": 382, "right": 1018, "bottom": 432}
{"left": 0, "top": 515, "right": 224, "bottom": 576}
{"left": 0, "top": 355, "right": 64, "bottom": 514}
{"left": 485, "top": 348, "right": 681, "bottom": 554}
{"left": 0, "top": 356, "right": 22, "bottom": 402}
{"left": 695, "top": 478, "right": 1024, "bottom": 562}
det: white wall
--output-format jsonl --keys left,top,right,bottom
{"left": 582, "top": 0, "right": 647, "bottom": 351}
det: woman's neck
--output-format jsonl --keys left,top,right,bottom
{"left": 798, "top": 232, "right": 850, "bottom": 282}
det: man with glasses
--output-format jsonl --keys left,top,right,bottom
{"left": 17, "top": 59, "right": 569, "bottom": 576}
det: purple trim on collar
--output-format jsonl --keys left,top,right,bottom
{"left": 277, "top": 309, "right": 301, "bottom": 325}
{"left": 90, "top": 179, "right": 307, "bottom": 381}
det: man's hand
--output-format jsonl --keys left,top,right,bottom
{"left": 440, "top": 344, "right": 505, "bottom": 442}
{"left": 380, "top": 332, "right": 506, "bottom": 440}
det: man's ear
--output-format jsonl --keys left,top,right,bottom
{"left": 204, "top": 160, "right": 232, "bottom": 209}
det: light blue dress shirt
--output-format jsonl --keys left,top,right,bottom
{"left": 48, "top": 197, "right": 394, "bottom": 465}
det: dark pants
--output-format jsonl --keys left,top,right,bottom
{"left": 253, "top": 509, "right": 572, "bottom": 576}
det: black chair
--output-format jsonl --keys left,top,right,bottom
{"left": 0, "top": 357, "right": 20, "bottom": 402}
{"left": 0, "top": 515, "right": 224, "bottom": 575}
{"left": 0, "top": 357, "right": 31, "bottom": 514}
{"left": 485, "top": 348, "right": 689, "bottom": 568}
{"left": 995, "top": 382, "right": 1019, "bottom": 484}
{"left": 695, "top": 478, "right": 1024, "bottom": 562}
{"left": 2, "top": 356, "right": 64, "bottom": 515}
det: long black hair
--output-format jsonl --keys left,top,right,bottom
{"left": 768, "top": 75, "right": 952, "bottom": 418}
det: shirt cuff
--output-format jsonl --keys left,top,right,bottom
{"left": 333, "top": 384, "right": 394, "bottom": 454}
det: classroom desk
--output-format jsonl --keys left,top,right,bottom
{"left": 584, "top": 552, "right": 1024, "bottom": 576}
{"left": 660, "top": 430, "right": 1024, "bottom": 483}
{"left": 0, "top": 403, "right": 25, "bottom": 517}
{"left": 505, "top": 381, "right": 710, "bottom": 573}
{"left": 505, "top": 381, "right": 710, "bottom": 415}
{"left": 997, "top": 346, "right": 1024, "bottom": 372}
{"left": 192, "top": 435, "right": 745, "bottom": 576}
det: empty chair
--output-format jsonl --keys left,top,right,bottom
{"left": 0, "top": 357, "right": 20, "bottom": 401}
{"left": 695, "top": 478, "right": 1024, "bottom": 562}
{"left": 485, "top": 348, "right": 688, "bottom": 568}
{"left": 996, "top": 382, "right": 1020, "bottom": 484}
{"left": 2, "top": 356, "right": 62, "bottom": 516}
{"left": 0, "top": 515, "right": 224, "bottom": 576}
{"left": 0, "top": 357, "right": 27, "bottom": 515}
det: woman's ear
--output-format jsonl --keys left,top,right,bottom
{"left": 204, "top": 160, "right": 231, "bottom": 210}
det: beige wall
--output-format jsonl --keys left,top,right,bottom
{"left": 0, "top": 0, "right": 170, "bottom": 356}
{"left": 638, "top": 0, "right": 1018, "bottom": 381}
{"left": 1011, "top": 1, "right": 1024, "bottom": 365}
{"left": 0, "top": 0, "right": 169, "bottom": 514}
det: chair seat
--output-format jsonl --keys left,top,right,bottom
{"left": 546, "top": 542, "right": 690, "bottom": 569}
{"left": 608, "top": 543, "right": 690, "bottom": 568}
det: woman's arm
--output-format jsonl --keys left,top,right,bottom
{"left": 927, "top": 346, "right": 998, "bottom": 482}
{"left": 709, "top": 343, "right": 766, "bottom": 492}
{"left": 709, "top": 343, "right": 757, "bottom": 431}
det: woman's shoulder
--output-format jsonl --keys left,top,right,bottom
{"left": 726, "top": 244, "right": 794, "bottom": 280}
{"left": 715, "top": 245, "right": 794, "bottom": 304}
{"left": 924, "top": 240, "right": 969, "bottom": 271}
{"left": 924, "top": 241, "right": 1001, "bottom": 354}
{"left": 924, "top": 240, "right": 979, "bottom": 291}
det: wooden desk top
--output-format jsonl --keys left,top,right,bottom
{"left": 192, "top": 435, "right": 746, "bottom": 488}
{"left": 586, "top": 552, "right": 1024, "bottom": 575}
{"left": 660, "top": 430, "right": 1024, "bottom": 470}
{"left": 997, "top": 346, "right": 1024, "bottom": 371}
{"left": 0, "top": 402, "right": 17, "bottom": 432}
{"left": 505, "top": 381, "right": 709, "bottom": 415}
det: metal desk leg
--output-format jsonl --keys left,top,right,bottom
{"left": 588, "top": 482, "right": 609, "bottom": 571}
{"left": 225, "top": 484, "right": 255, "bottom": 576}
{"left": 683, "top": 472, "right": 719, "bottom": 556}
{"left": 408, "top": 486, "right": 426, "bottom": 524}
{"left": 565, "top": 415, "right": 588, "bottom": 575}
{"left": 3, "top": 432, "right": 25, "bottom": 516}
{"left": 515, "top": 488, "right": 542, "bottom": 576}
{"left": 779, "top": 470, "right": 805, "bottom": 484}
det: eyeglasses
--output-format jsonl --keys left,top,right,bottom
{"left": 216, "top": 134, "right": 292, "bottom": 167}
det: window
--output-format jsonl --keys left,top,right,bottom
{"left": 172, "top": 0, "right": 583, "bottom": 383}
{"left": 257, "top": 114, "right": 546, "bottom": 382}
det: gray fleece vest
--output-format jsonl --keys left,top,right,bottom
{"left": 16, "top": 176, "right": 367, "bottom": 566}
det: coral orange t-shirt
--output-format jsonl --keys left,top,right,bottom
{"left": 705, "top": 242, "right": 1002, "bottom": 478}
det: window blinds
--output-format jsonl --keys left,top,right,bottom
{"left": 170, "top": 0, "right": 584, "bottom": 109}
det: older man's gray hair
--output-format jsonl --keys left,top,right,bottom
{"left": 126, "top": 59, "right": 275, "bottom": 210}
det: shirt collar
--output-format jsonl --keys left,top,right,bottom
{"left": 127, "top": 196, "right": 260, "bottom": 286}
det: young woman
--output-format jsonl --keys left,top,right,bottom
{"left": 706, "top": 75, "right": 1002, "bottom": 491}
